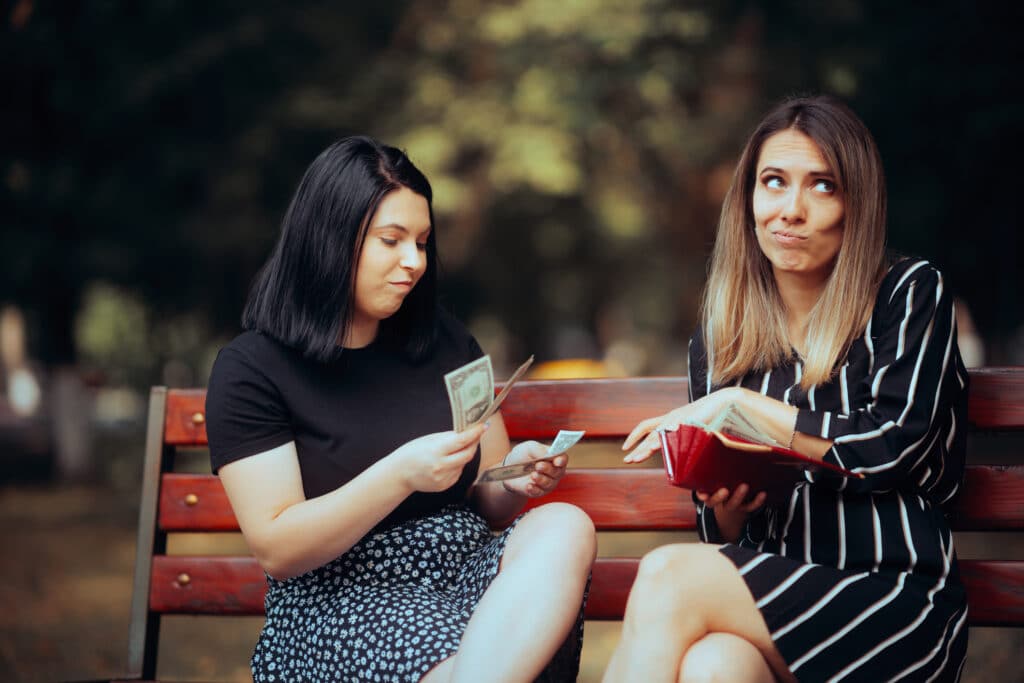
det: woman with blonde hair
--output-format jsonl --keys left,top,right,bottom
{"left": 605, "top": 96, "right": 969, "bottom": 682}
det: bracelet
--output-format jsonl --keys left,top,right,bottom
{"left": 786, "top": 427, "right": 797, "bottom": 450}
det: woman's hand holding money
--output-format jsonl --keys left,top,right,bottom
{"left": 622, "top": 388, "right": 742, "bottom": 463}
{"left": 392, "top": 423, "right": 487, "bottom": 493}
{"left": 499, "top": 440, "right": 568, "bottom": 498}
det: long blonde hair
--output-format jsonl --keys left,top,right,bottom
{"left": 702, "top": 96, "right": 888, "bottom": 389}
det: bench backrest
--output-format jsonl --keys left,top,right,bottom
{"left": 127, "top": 369, "right": 1024, "bottom": 679}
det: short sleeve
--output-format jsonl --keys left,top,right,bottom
{"left": 795, "top": 261, "right": 967, "bottom": 494}
{"left": 205, "top": 346, "right": 294, "bottom": 473}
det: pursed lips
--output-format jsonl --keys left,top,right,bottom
{"left": 770, "top": 230, "right": 806, "bottom": 246}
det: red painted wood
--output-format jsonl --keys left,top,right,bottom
{"left": 160, "top": 473, "right": 238, "bottom": 532}
{"left": 967, "top": 367, "right": 1024, "bottom": 430}
{"left": 496, "top": 378, "right": 689, "bottom": 439}
{"left": 946, "top": 465, "right": 1024, "bottom": 531}
{"left": 149, "top": 555, "right": 1022, "bottom": 625}
{"left": 159, "top": 465, "right": 1024, "bottom": 533}
{"left": 163, "top": 389, "right": 208, "bottom": 445}
{"left": 959, "top": 560, "right": 1024, "bottom": 627}
{"left": 150, "top": 555, "right": 266, "bottom": 616}
{"left": 163, "top": 368, "right": 1024, "bottom": 446}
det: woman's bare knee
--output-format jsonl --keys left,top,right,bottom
{"left": 502, "top": 502, "right": 596, "bottom": 571}
{"left": 679, "top": 633, "right": 775, "bottom": 683}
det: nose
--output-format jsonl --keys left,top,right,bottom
{"left": 399, "top": 241, "right": 425, "bottom": 274}
{"left": 780, "top": 188, "right": 806, "bottom": 223}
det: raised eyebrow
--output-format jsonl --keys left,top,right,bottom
{"left": 758, "top": 166, "right": 836, "bottom": 179}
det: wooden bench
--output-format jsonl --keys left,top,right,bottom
{"left": 121, "top": 368, "right": 1024, "bottom": 680}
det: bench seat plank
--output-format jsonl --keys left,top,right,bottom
{"left": 160, "top": 466, "right": 1024, "bottom": 533}
{"left": 160, "top": 369, "right": 1024, "bottom": 446}
{"left": 149, "top": 556, "right": 1024, "bottom": 625}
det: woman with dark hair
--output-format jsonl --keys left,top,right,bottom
{"left": 604, "top": 97, "right": 969, "bottom": 682}
{"left": 206, "top": 136, "right": 595, "bottom": 683}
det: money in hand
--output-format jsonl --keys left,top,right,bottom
{"left": 477, "top": 429, "right": 585, "bottom": 482}
{"left": 444, "top": 355, "right": 494, "bottom": 432}
{"left": 444, "top": 354, "right": 534, "bottom": 432}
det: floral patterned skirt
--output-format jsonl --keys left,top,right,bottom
{"left": 251, "top": 504, "right": 586, "bottom": 682}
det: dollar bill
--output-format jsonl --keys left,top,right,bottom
{"left": 474, "top": 355, "right": 534, "bottom": 426}
{"left": 444, "top": 355, "right": 494, "bottom": 432}
{"left": 477, "top": 429, "right": 586, "bottom": 483}
{"left": 547, "top": 429, "right": 585, "bottom": 456}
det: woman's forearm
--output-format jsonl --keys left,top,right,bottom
{"left": 727, "top": 387, "right": 833, "bottom": 460}
{"left": 252, "top": 459, "right": 412, "bottom": 580}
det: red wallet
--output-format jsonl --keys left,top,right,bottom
{"left": 658, "top": 424, "right": 857, "bottom": 502}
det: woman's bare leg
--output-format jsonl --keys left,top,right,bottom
{"left": 424, "top": 502, "right": 596, "bottom": 683}
{"left": 602, "top": 543, "right": 794, "bottom": 683}
{"left": 678, "top": 633, "right": 777, "bottom": 683}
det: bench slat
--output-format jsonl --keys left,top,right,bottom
{"left": 159, "top": 470, "right": 697, "bottom": 532}
{"left": 149, "top": 556, "right": 1024, "bottom": 626}
{"left": 159, "top": 465, "right": 1024, "bottom": 533}
{"left": 161, "top": 368, "right": 1024, "bottom": 445}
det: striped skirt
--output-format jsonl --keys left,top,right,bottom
{"left": 720, "top": 544, "right": 968, "bottom": 682}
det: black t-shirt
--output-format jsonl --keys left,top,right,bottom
{"left": 205, "top": 311, "right": 485, "bottom": 530}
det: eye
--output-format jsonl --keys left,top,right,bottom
{"left": 416, "top": 242, "right": 428, "bottom": 252}
{"left": 762, "top": 175, "right": 785, "bottom": 190}
{"left": 380, "top": 238, "right": 398, "bottom": 247}
{"left": 813, "top": 179, "right": 836, "bottom": 194}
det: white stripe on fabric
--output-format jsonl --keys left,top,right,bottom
{"left": 940, "top": 481, "right": 960, "bottom": 504}
{"left": 760, "top": 370, "right": 772, "bottom": 395}
{"left": 792, "top": 573, "right": 908, "bottom": 674}
{"left": 809, "top": 383, "right": 817, "bottom": 411}
{"left": 779, "top": 487, "right": 800, "bottom": 557}
{"left": 737, "top": 552, "right": 773, "bottom": 576}
{"left": 897, "top": 492, "right": 918, "bottom": 573}
{"left": 832, "top": 528, "right": 956, "bottom": 680}
{"left": 871, "top": 498, "right": 882, "bottom": 572}
{"left": 831, "top": 576, "right": 948, "bottom": 682}
{"left": 840, "top": 363, "right": 850, "bottom": 415}
{"left": 889, "top": 260, "right": 928, "bottom": 304}
{"left": 864, "top": 317, "right": 876, "bottom": 375}
{"left": 918, "top": 466, "right": 932, "bottom": 488}
{"left": 770, "top": 572, "right": 871, "bottom": 640}
{"left": 945, "top": 407, "right": 957, "bottom": 451}
{"left": 894, "top": 607, "right": 967, "bottom": 682}
{"left": 838, "top": 275, "right": 949, "bottom": 475}
{"left": 804, "top": 487, "right": 812, "bottom": 563}
{"left": 821, "top": 412, "right": 831, "bottom": 439}
{"left": 837, "top": 494, "right": 847, "bottom": 570}
{"left": 756, "top": 564, "right": 816, "bottom": 609}
{"left": 896, "top": 282, "right": 915, "bottom": 359}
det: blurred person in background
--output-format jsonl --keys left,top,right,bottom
{"left": 205, "top": 137, "right": 595, "bottom": 683}
{"left": 606, "top": 96, "right": 969, "bottom": 682}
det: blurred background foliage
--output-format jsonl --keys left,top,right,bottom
{"left": 1, "top": 0, "right": 1022, "bottom": 467}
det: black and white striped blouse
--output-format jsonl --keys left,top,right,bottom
{"left": 691, "top": 257, "right": 969, "bottom": 583}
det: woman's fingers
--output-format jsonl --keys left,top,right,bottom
{"left": 624, "top": 436, "right": 659, "bottom": 463}
{"left": 622, "top": 417, "right": 661, "bottom": 451}
{"left": 743, "top": 491, "right": 768, "bottom": 512}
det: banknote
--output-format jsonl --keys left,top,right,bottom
{"left": 474, "top": 355, "right": 534, "bottom": 426}
{"left": 444, "top": 355, "right": 494, "bottom": 432}
{"left": 546, "top": 429, "right": 585, "bottom": 456}
{"left": 477, "top": 429, "right": 586, "bottom": 483}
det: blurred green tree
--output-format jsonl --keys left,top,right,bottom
{"left": 2, "top": 0, "right": 1020, "bottom": 386}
